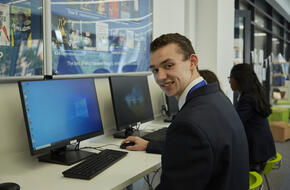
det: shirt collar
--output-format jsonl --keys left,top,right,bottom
{"left": 178, "top": 76, "right": 205, "bottom": 110}
{"left": 237, "top": 92, "right": 242, "bottom": 101}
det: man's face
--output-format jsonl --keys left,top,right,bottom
{"left": 150, "top": 43, "right": 198, "bottom": 99}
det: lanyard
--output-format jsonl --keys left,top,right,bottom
{"left": 186, "top": 80, "right": 207, "bottom": 101}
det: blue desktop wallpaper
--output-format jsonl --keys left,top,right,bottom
{"left": 21, "top": 79, "right": 103, "bottom": 150}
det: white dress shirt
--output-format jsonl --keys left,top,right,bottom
{"left": 178, "top": 76, "right": 205, "bottom": 110}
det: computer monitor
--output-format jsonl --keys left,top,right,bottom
{"left": 109, "top": 75, "right": 154, "bottom": 138}
{"left": 164, "top": 95, "right": 179, "bottom": 122}
{"left": 18, "top": 78, "right": 104, "bottom": 165}
{"left": 166, "top": 95, "right": 179, "bottom": 116}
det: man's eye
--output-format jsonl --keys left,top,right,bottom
{"left": 165, "top": 64, "right": 173, "bottom": 69}
{"left": 150, "top": 68, "right": 158, "bottom": 74}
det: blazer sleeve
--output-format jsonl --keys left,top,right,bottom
{"left": 146, "top": 140, "right": 165, "bottom": 154}
{"left": 236, "top": 95, "right": 255, "bottom": 124}
{"left": 156, "top": 120, "right": 214, "bottom": 190}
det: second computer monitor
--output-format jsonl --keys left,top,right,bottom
{"left": 109, "top": 75, "right": 154, "bottom": 137}
{"left": 164, "top": 95, "right": 179, "bottom": 122}
{"left": 166, "top": 95, "right": 179, "bottom": 116}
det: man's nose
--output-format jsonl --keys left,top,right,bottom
{"left": 156, "top": 69, "right": 167, "bottom": 82}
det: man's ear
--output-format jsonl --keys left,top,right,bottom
{"left": 189, "top": 54, "right": 198, "bottom": 69}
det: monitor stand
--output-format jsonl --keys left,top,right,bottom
{"left": 38, "top": 146, "right": 94, "bottom": 165}
{"left": 113, "top": 126, "right": 151, "bottom": 139}
{"left": 163, "top": 114, "right": 176, "bottom": 123}
{"left": 164, "top": 118, "right": 172, "bottom": 123}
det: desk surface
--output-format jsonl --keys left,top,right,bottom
{"left": 0, "top": 121, "right": 168, "bottom": 190}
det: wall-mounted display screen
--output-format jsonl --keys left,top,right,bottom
{"left": 50, "top": 0, "right": 153, "bottom": 75}
{"left": 0, "top": 0, "right": 43, "bottom": 77}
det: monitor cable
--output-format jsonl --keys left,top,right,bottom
{"left": 80, "top": 144, "right": 120, "bottom": 152}
{"left": 144, "top": 167, "right": 161, "bottom": 190}
{"left": 134, "top": 122, "right": 142, "bottom": 131}
{"left": 161, "top": 105, "right": 168, "bottom": 118}
{"left": 74, "top": 142, "right": 80, "bottom": 150}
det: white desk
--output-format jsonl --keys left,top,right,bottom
{"left": 0, "top": 120, "right": 169, "bottom": 190}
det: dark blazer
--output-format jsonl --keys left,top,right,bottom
{"left": 147, "top": 140, "right": 164, "bottom": 154}
{"left": 155, "top": 83, "right": 249, "bottom": 190}
{"left": 236, "top": 93, "right": 276, "bottom": 164}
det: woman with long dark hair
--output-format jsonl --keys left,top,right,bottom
{"left": 199, "top": 69, "right": 224, "bottom": 94}
{"left": 229, "top": 63, "right": 276, "bottom": 172}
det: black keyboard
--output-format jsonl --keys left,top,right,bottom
{"left": 62, "top": 149, "right": 128, "bottom": 180}
{"left": 142, "top": 127, "right": 167, "bottom": 142}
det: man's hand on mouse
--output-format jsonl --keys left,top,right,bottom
{"left": 121, "top": 136, "right": 149, "bottom": 151}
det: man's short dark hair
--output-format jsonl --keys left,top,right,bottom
{"left": 150, "top": 33, "right": 196, "bottom": 61}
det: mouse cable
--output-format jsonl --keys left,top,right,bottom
{"left": 80, "top": 146, "right": 104, "bottom": 151}
{"left": 95, "top": 143, "right": 120, "bottom": 149}
{"left": 133, "top": 122, "right": 141, "bottom": 131}
{"left": 80, "top": 144, "right": 120, "bottom": 151}
{"left": 161, "top": 105, "right": 167, "bottom": 118}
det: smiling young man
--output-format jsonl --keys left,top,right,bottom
{"left": 121, "top": 33, "right": 249, "bottom": 190}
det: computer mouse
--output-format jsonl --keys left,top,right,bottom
{"left": 0, "top": 182, "right": 20, "bottom": 190}
{"left": 120, "top": 141, "right": 135, "bottom": 149}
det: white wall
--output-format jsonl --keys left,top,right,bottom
{"left": 152, "top": 0, "right": 186, "bottom": 38}
{"left": 153, "top": 0, "right": 197, "bottom": 48}
{"left": 0, "top": 83, "right": 29, "bottom": 155}
{"left": 195, "top": 0, "right": 218, "bottom": 71}
{"left": 184, "top": 0, "right": 197, "bottom": 45}
{"left": 216, "top": 0, "right": 235, "bottom": 100}
{"left": 196, "top": 0, "right": 234, "bottom": 100}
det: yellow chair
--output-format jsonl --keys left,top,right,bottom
{"left": 249, "top": 171, "right": 263, "bottom": 190}
{"left": 262, "top": 152, "right": 282, "bottom": 190}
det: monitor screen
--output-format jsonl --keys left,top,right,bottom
{"left": 166, "top": 95, "right": 179, "bottom": 116}
{"left": 18, "top": 78, "right": 103, "bottom": 165}
{"left": 109, "top": 76, "right": 154, "bottom": 136}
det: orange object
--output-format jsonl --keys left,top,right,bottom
{"left": 269, "top": 122, "right": 290, "bottom": 142}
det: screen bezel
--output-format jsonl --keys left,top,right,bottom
{"left": 18, "top": 78, "right": 104, "bottom": 156}
{"left": 109, "top": 76, "right": 154, "bottom": 131}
